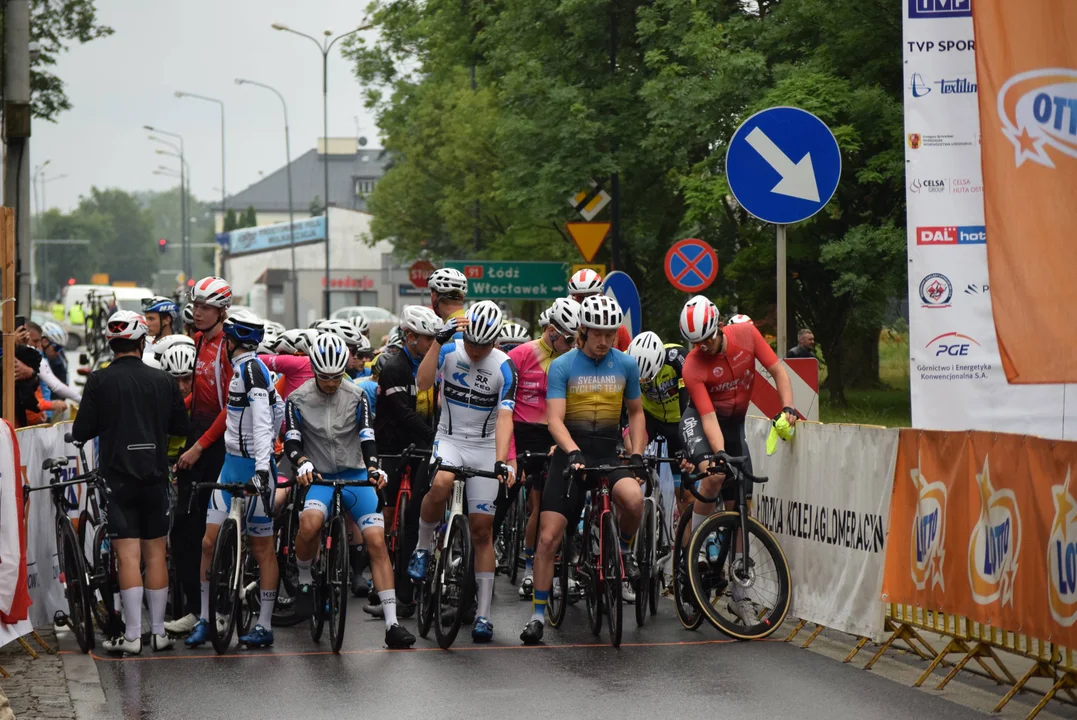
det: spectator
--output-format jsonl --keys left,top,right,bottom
{"left": 12, "top": 345, "right": 44, "bottom": 427}
{"left": 786, "top": 328, "right": 817, "bottom": 359}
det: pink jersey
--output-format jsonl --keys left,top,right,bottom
{"left": 507, "top": 338, "right": 558, "bottom": 426}
{"left": 258, "top": 354, "right": 313, "bottom": 400}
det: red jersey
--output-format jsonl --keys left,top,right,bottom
{"left": 191, "top": 330, "right": 234, "bottom": 432}
{"left": 682, "top": 323, "right": 778, "bottom": 419}
{"left": 615, "top": 325, "right": 631, "bottom": 352}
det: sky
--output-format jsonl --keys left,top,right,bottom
{"left": 33, "top": 0, "right": 382, "bottom": 212}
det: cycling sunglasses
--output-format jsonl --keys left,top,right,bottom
{"left": 315, "top": 372, "right": 346, "bottom": 382}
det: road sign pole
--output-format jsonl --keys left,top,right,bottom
{"left": 776, "top": 223, "right": 788, "bottom": 356}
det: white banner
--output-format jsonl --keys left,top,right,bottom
{"left": 746, "top": 418, "right": 897, "bottom": 640}
{"left": 903, "top": 0, "right": 1077, "bottom": 439}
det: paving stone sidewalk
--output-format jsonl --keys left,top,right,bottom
{"left": 0, "top": 628, "right": 75, "bottom": 720}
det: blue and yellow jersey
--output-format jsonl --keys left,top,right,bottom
{"left": 548, "top": 348, "right": 640, "bottom": 441}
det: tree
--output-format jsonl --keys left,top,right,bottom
{"left": 242, "top": 206, "right": 257, "bottom": 228}
{"left": 222, "top": 208, "right": 239, "bottom": 232}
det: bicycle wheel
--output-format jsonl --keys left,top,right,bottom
{"left": 546, "top": 529, "right": 569, "bottom": 628}
{"left": 434, "top": 515, "right": 473, "bottom": 650}
{"left": 687, "top": 512, "right": 791, "bottom": 640}
{"left": 90, "top": 523, "right": 121, "bottom": 636}
{"left": 327, "top": 516, "right": 350, "bottom": 653}
{"left": 309, "top": 543, "right": 327, "bottom": 643}
{"left": 673, "top": 504, "right": 703, "bottom": 630}
{"left": 602, "top": 512, "right": 623, "bottom": 647}
{"left": 208, "top": 519, "right": 240, "bottom": 654}
{"left": 393, "top": 493, "right": 410, "bottom": 572}
{"left": 504, "top": 497, "right": 519, "bottom": 584}
{"left": 59, "top": 521, "right": 94, "bottom": 653}
{"left": 635, "top": 506, "right": 654, "bottom": 628}
{"left": 273, "top": 509, "right": 305, "bottom": 628}
{"left": 237, "top": 553, "right": 259, "bottom": 638}
{"left": 582, "top": 508, "right": 602, "bottom": 636}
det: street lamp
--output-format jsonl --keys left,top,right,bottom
{"left": 271, "top": 20, "right": 372, "bottom": 317}
{"left": 236, "top": 77, "right": 299, "bottom": 326}
{"left": 146, "top": 126, "right": 192, "bottom": 281}
{"left": 174, "top": 91, "right": 227, "bottom": 237}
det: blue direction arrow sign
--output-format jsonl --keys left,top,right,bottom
{"left": 603, "top": 271, "right": 641, "bottom": 337}
{"left": 725, "top": 107, "right": 841, "bottom": 225}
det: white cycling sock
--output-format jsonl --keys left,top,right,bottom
{"left": 378, "top": 590, "right": 398, "bottom": 630}
{"left": 297, "top": 558, "right": 313, "bottom": 585}
{"left": 476, "top": 572, "right": 495, "bottom": 619}
{"left": 147, "top": 588, "right": 168, "bottom": 636}
{"left": 120, "top": 586, "right": 143, "bottom": 642}
{"left": 200, "top": 581, "right": 210, "bottom": 620}
{"left": 692, "top": 512, "right": 709, "bottom": 532}
{"left": 418, "top": 518, "right": 438, "bottom": 550}
{"left": 258, "top": 589, "right": 276, "bottom": 630}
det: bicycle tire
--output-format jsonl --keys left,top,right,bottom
{"left": 673, "top": 504, "right": 703, "bottom": 630}
{"left": 91, "top": 523, "right": 121, "bottom": 637}
{"left": 327, "top": 516, "right": 349, "bottom": 653}
{"left": 687, "top": 512, "right": 791, "bottom": 640}
{"left": 651, "top": 509, "right": 670, "bottom": 617}
{"left": 434, "top": 515, "right": 473, "bottom": 650}
{"left": 237, "top": 554, "right": 258, "bottom": 638}
{"left": 417, "top": 565, "right": 435, "bottom": 639}
{"left": 635, "top": 507, "right": 653, "bottom": 628}
{"left": 602, "top": 512, "right": 623, "bottom": 647}
{"left": 506, "top": 495, "right": 522, "bottom": 585}
{"left": 546, "top": 529, "right": 569, "bottom": 628}
{"left": 393, "top": 494, "right": 410, "bottom": 573}
{"left": 167, "top": 541, "right": 185, "bottom": 621}
{"left": 309, "top": 538, "right": 327, "bottom": 643}
{"left": 208, "top": 519, "right": 240, "bottom": 654}
{"left": 582, "top": 508, "right": 602, "bottom": 636}
{"left": 59, "top": 520, "right": 94, "bottom": 653}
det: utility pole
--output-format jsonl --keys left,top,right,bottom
{"left": 608, "top": 2, "right": 621, "bottom": 271}
{"left": 4, "top": 0, "right": 32, "bottom": 312}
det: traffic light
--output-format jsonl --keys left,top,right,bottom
{"left": 158, "top": 238, "right": 168, "bottom": 254}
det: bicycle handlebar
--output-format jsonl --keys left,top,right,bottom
{"left": 195, "top": 478, "right": 297, "bottom": 493}
{"left": 305, "top": 477, "right": 379, "bottom": 488}
{"left": 379, "top": 444, "right": 433, "bottom": 461}
{"left": 434, "top": 462, "right": 502, "bottom": 480}
{"left": 680, "top": 451, "right": 768, "bottom": 504}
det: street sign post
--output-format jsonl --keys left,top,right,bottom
{"left": 664, "top": 238, "right": 718, "bottom": 293}
{"left": 445, "top": 260, "right": 569, "bottom": 301}
{"left": 726, "top": 106, "right": 841, "bottom": 353}
{"left": 409, "top": 259, "right": 435, "bottom": 289}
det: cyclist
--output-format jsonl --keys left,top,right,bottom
{"left": 180, "top": 303, "right": 196, "bottom": 336}
{"left": 23, "top": 321, "right": 82, "bottom": 405}
{"left": 497, "top": 322, "right": 530, "bottom": 353}
{"left": 520, "top": 295, "right": 647, "bottom": 645}
{"left": 495, "top": 298, "right": 580, "bottom": 600}
{"left": 161, "top": 342, "right": 198, "bottom": 462}
{"left": 141, "top": 296, "right": 179, "bottom": 368}
{"left": 284, "top": 334, "right": 416, "bottom": 649}
{"left": 676, "top": 295, "right": 797, "bottom": 625}
{"left": 39, "top": 321, "right": 70, "bottom": 385}
{"left": 408, "top": 300, "right": 517, "bottom": 643}
{"left": 354, "top": 349, "right": 385, "bottom": 417}
{"left": 567, "top": 268, "right": 631, "bottom": 351}
{"left": 537, "top": 307, "right": 551, "bottom": 330}
{"left": 349, "top": 313, "right": 370, "bottom": 337}
{"left": 427, "top": 267, "right": 469, "bottom": 325}
{"left": 259, "top": 330, "right": 315, "bottom": 400}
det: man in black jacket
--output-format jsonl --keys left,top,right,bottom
{"left": 72, "top": 310, "right": 189, "bottom": 655}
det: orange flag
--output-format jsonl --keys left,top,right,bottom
{"left": 974, "top": 1, "right": 1077, "bottom": 383}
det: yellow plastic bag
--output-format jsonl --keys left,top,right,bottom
{"left": 766, "top": 415, "right": 795, "bottom": 455}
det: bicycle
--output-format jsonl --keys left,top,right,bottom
{"left": 196, "top": 477, "right": 295, "bottom": 654}
{"left": 382, "top": 445, "right": 432, "bottom": 575}
{"left": 26, "top": 458, "right": 98, "bottom": 653}
{"left": 414, "top": 459, "right": 501, "bottom": 650}
{"left": 683, "top": 452, "right": 792, "bottom": 640}
{"left": 501, "top": 451, "right": 547, "bottom": 587}
{"left": 270, "top": 481, "right": 307, "bottom": 628}
{"left": 633, "top": 452, "right": 679, "bottom": 627}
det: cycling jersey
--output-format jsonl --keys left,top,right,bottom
{"left": 355, "top": 377, "right": 378, "bottom": 416}
{"left": 436, "top": 341, "right": 517, "bottom": 440}
{"left": 283, "top": 378, "right": 376, "bottom": 475}
{"left": 507, "top": 337, "right": 558, "bottom": 425}
{"left": 547, "top": 347, "right": 640, "bottom": 442}
{"left": 191, "top": 331, "right": 233, "bottom": 428}
{"left": 259, "top": 353, "right": 313, "bottom": 400}
{"left": 224, "top": 351, "right": 284, "bottom": 473}
{"left": 375, "top": 346, "right": 435, "bottom": 455}
{"left": 640, "top": 344, "right": 686, "bottom": 423}
{"left": 682, "top": 323, "right": 778, "bottom": 419}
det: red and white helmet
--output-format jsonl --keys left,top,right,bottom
{"left": 568, "top": 268, "right": 603, "bottom": 297}
{"left": 105, "top": 310, "right": 149, "bottom": 341}
{"left": 727, "top": 314, "right": 753, "bottom": 326}
{"left": 579, "top": 295, "right": 623, "bottom": 331}
{"left": 190, "top": 276, "right": 232, "bottom": 308}
{"left": 679, "top": 296, "right": 720, "bottom": 343}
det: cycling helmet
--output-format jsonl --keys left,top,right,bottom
{"left": 160, "top": 342, "right": 196, "bottom": 377}
{"left": 317, "top": 319, "right": 364, "bottom": 349}
{"left": 349, "top": 314, "right": 370, "bottom": 335}
{"left": 181, "top": 303, "right": 195, "bottom": 325}
{"left": 679, "top": 295, "right": 720, "bottom": 343}
{"left": 578, "top": 295, "right": 623, "bottom": 331}
{"left": 105, "top": 310, "right": 149, "bottom": 341}
{"left": 627, "top": 331, "right": 666, "bottom": 382}
{"left": 308, "top": 333, "right": 350, "bottom": 376}
{"left": 464, "top": 301, "right": 503, "bottom": 345}
{"left": 286, "top": 329, "right": 319, "bottom": 355}
{"left": 499, "top": 322, "right": 529, "bottom": 346}
{"left": 153, "top": 334, "right": 195, "bottom": 358}
{"left": 142, "top": 295, "right": 178, "bottom": 318}
{"left": 189, "top": 276, "right": 232, "bottom": 308}
{"left": 222, "top": 313, "right": 265, "bottom": 348}
{"left": 538, "top": 308, "right": 551, "bottom": 329}
{"left": 353, "top": 333, "right": 373, "bottom": 355}
{"left": 309, "top": 318, "right": 327, "bottom": 329}
{"left": 568, "top": 268, "right": 603, "bottom": 297}
{"left": 41, "top": 321, "right": 68, "bottom": 349}
{"left": 267, "top": 331, "right": 301, "bottom": 355}
{"left": 400, "top": 305, "right": 440, "bottom": 337}
{"left": 258, "top": 325, "right": 281, "bottom": 354}
{"left": 547, "top": 297, "right": 581, "bottom": 335}
{"left": 265, "top": 320, "right": 286, "bottom": 336}
{"left": 727, "top": 314, "right": 753, "bottom": 325}
{"left": 386, "top": 326, "right": 406, "bottom": 349}
{"left": 428, "top": 268, "right": 468, "bottom": 297}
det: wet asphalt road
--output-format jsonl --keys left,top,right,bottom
{"left": 89, "top": 576, "right": 990, "bottom": 720}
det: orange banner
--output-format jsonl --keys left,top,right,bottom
{"left": 882, "top": 429, "right": 1077, "bottom": 645}
{"left": 974, "top": 1, "right": 1077, "bottom": 383}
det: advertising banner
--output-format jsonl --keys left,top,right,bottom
{"left": 218, "top": 216, "right": 326, "bottom": 257}
{"left": 881, "top": 429, "right": 1077, "bottom": 646}
{"left": 971, "top": 1, "right": 1077, "bottom": 383}
{"left": 903, "top": 0, "right": 1077, "bottom": 438}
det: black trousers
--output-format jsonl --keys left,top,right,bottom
{"left": 171, "top": 424, "right": 225, "bottom": 617}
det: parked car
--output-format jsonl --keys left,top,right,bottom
{"left": 329, "top": 306, "right": 400, "bottom": 345}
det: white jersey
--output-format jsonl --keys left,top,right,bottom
{"left": 435, "top": 341, "right": 517, "bottom": 441}
{"left": 224, "top": 351, "right": 284, "bottom": 472}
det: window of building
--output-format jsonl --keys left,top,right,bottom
{"left": 355, "top": 178, "right": 376, "bottom": 196}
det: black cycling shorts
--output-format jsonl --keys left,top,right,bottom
{"left": 514, "top": 423, "right": 553, "bottom": 493}
{"left": 540, "top": 448, "right": 639, "bottom": 523}
{"left": 644, "top": 415, "right": 683, "bottom": 458}
{"left": 678, "top": 407, "right": 752, "bottom": 503}
{"left": 107, "top": 480, "right": 171, "bottom": 540}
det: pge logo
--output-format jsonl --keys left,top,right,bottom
{"left": 910, "top": 463, "right": 947, "bottom": 591}
{"left": 908, "top": 0, "right": 971, "bottom": 19}
{"left": 1048, "top": 469, "right": 1077, "bottom": 626}
{"left": 919, "top": 273, "right": 953, "bottom": 309}
{"left": 968, "top": 457, "right": 1022, "bottom": 606}
{"left": 998, "top": 68, "right": 1077, "bottom": 168}
{"left": 925, "top": 331, "right": 980, "bottom": 357}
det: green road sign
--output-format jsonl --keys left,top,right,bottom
{"left": 444, "top": 260, "right": 569, "bottom": 300}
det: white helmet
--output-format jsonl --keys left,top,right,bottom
{"left": 627, "top": 331, "right": 665, "bottom": 382}
{"left": 568, "top": 268, "right": 603, "bottom": 296}
{"left": 353, "top": 333, "right": 373, "bottom": 354}
{"left": 41, "top": 321, "right": 67, "bottom": 349}
{"left": 189, "top": 276, "right": 232, "bottom": 309}
{"left": 181, "top": 303, "right": 195, "bottom": 325}
{"left": 400, "top": 305, "right": 440, "bottom": 337}
{"left": 282, "top": 328, "right": 318, "bottom": 355}
{"left": 727, "top": 314, "right": 753, "bottom": 325}
{"left": 308, "top": 333, "right": 350, "bottom": 376}
{"left": 679, "top": 295, "right": 720, "bottom": 343}
{"left": 153, "top": 334, "right": 195, "bottom": 358}
{"left": 258, "top": 325, "right": 281, "bottom": 354}
{"left": 265, "top": 320, "right": 287, "bottom": 336}
{"left": 464, "top": 301, "right": 503, "bottom": 345}
{"left": 160, "top": 342, "right": 196, "bottom": 377}
{"left": 349, "top": 314, "right": 370, "bottom": 334}
{"left": 578, "top": 295, "right": 623, "bottom": 331}
{"left": 498, "top": 322, "right": 529, "bottom": 346}
{"left": 317, "top": 319, "right": 364, "bottom": 349}
{"left": 105, "top": 310, "right": 149, "bottom": 341}
{"left": 267, "top": 331, "right": 300, "bottom": 355}
{"left": 547, "top": 297, "right": 581, "bottom": 335}
{"left": 428, "top": 268, "right": 468, "bottom": 297}
{"left": 538, "top": 308, "right": 551, "bottom": 329}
